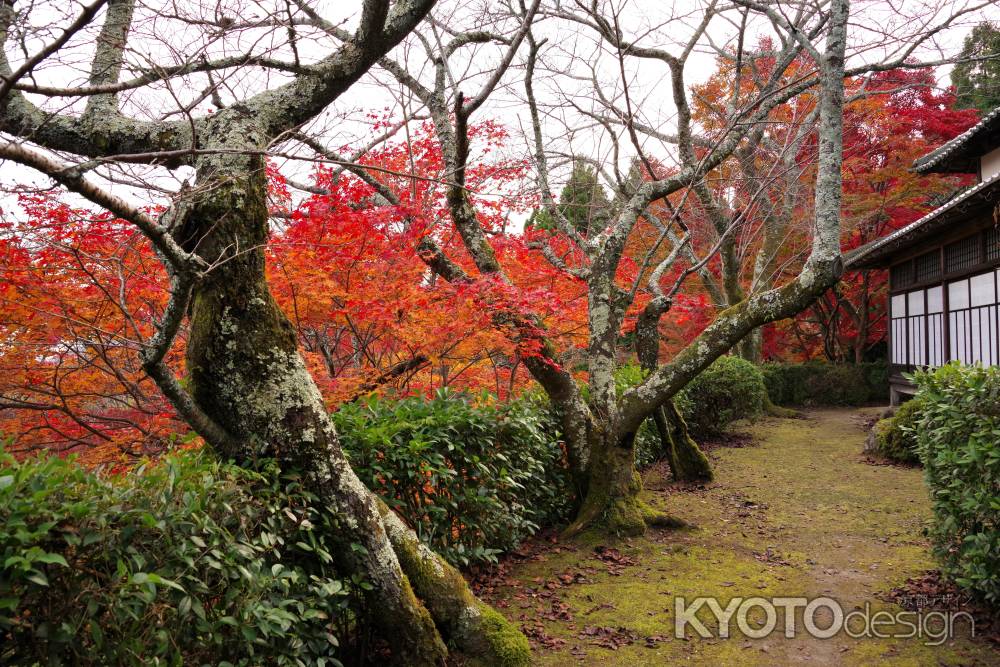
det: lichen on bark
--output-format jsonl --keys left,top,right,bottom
{"left": 380, "top": 503, "right": 532, "bottom": 666}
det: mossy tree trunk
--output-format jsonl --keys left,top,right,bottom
{"left": 562, "top": 263, "right": 662, "bottom": 536}
{"left": 178, "top": 118, "right": 527, "bottom": 666}
{"left": 565, "top": 263, "right": 846, "bottom": 535}
{"left": 635, "top": 301, "right": 713, "bottom": 483}
{"left": 565, "top": 428, "right": 645, "bottom": 535}
{"left": 660, "top": 401, "right": 713, "bottom": 482}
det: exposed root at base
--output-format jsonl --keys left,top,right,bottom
{"left": 642, "top": 505, "right": 688, "bottom": 529}
{"left": 562, "top": 496, "right": 686, "bottom": 538}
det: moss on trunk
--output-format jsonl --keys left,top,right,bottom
{"left": 381, "top": 505, "right": 531, "bottom": 666}
{"left": 662, "top": 401, "right": 713, "bottom": 482}
{"left": 180, "top": 143, "right": 445, "bottom": 665}
{"left": 179, "top": 128, "right": 527, "bottom": 664}
{"left": 564, "top": 429, "right": 681, "bottom": 536}
{"left": 563, "top": 431, "right": 643, "bottom": 535}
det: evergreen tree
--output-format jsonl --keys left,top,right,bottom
{"left": 952, "top": 22, "right": 1000, "bottom": 115}
{"left": 528, "top": 159, "right": 611, "bottom": 236}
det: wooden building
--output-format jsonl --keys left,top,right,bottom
{"left": 847, "top": 106, "right": 1000, "bottom": 404}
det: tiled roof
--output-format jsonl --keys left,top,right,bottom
{"left": 912, "top": 105, "right": 1000, "bottom": 174}
{"left": 845, "top": 171, "right": 1000, "bottom": 269}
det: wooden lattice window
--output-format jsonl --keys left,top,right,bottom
{"left": 945, "top": 235, "right": 980, "bottom": 274}
{"left": 891, "top": 261, "right": 913, "bottom": 289}
{"left": 987, "top": 226, "right": 1000, "bottom": 263}
{"left": 915, "top": 251, "right": 941, "bottom": 283}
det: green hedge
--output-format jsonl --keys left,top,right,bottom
{"left": 762, "top": 361, "right": 888, "bottom": 406}
{"left": 333, "top": 390, "right": 572, "bottom": 566}
{"left": 676, "top": 356, "right": 768, "bottom": 436}
{"left": 914, "top": 364, "right": 1000, "bottom": 607}
{"left": 872, "top": 397, "right": 924, "bottom": 464}
{"left": 1, "top": 450, "right": 357, "bottom": 666}
{"left": 1, "top": 390, "right": 575, "bottom": 663}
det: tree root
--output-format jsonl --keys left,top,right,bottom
{"left": 764, "top": 397, "right": 800, "bottom": 418}
{"left": 642, "top": 504, "right": 688, "bottom": 529}
{"left": 563, "top": 484, "right": 686, "bottom": 538}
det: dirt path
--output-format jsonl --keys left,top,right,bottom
{"left": 485, "top": 409, "right": 995, "bottom": 666}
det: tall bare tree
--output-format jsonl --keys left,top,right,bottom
{"left": 339, "top": 0, "right": 995, "bottom": 535}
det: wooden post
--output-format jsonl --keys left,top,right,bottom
{"left": 942, "top": 246, "right": 951, "bottom": 364}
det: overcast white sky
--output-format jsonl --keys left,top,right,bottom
{"left": 1, "top": 0, "right": 998, "bottom": 224}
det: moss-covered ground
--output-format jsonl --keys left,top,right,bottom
{"left": 486, "top": 408, "right": 996, "bottom": 666}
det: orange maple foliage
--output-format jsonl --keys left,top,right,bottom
{"left": 0, "top": 196, "right": 184, "bottom": 465}
{"left": 0, "top": 122, "right": 588, "bottom": 462}
{"left": 0, "top": 73, "right": 976, "bottom": 462}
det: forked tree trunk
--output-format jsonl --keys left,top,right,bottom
{"left": 182, "top": 126, "right": 529, "bottom": 666}
{"left": 563, "top": 274, "right": 657, "bottom": 535}
{"left": 561, "top": 290, "right": 716, "bottom": 535}
{"left": 567, "top": 263, "right": 845, "bottom": 534}
{"left": 565, "top": 0, "right": 848, "bottom": 534}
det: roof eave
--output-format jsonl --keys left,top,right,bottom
{"left": 910, "top": 105, "right": 1000, "bottom": 175}
{"left": 912, "top": 156, "right": 978, "bottom": 176}
{"left": 844, "top": 174, "right": 1000, "bottom": 271}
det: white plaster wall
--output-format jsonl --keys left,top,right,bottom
{"left": 982, "top": 146, "right": 1000, "bottom": 181}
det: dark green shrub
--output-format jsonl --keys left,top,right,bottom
{"left": 914, "top": 364, "right": 1000, "bottom": 607}
{"left": 676, "top": 356, "right": 767, "bottom": 436}
{"left": 1, "top": 390, "right": 573, "bottom": 664}
{"left": 761, "top": 363, "right": 810, "bottom": 405}
{"left": 863, "top": 362, "right": 890, "bottom": 402}
{"left": 807, "top": 364, "right": 870, "bottom": 405}
{"left": 762, "top": 361, "right": 888, "bottom": 406}
{"left": 333, "top": 390, "right": 571, "bottom": 566}
{"left": 0, "top": 448, "right": 357, "bottom": 666}
{"left": 872, "top": 397, "right": 924, "bottom": 464}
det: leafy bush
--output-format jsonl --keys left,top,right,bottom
{"left": 632, "top": 421, "right": 663, "bottom": 470}
{"left": 762, "top": 361, "right": 887, "bottom": 406}
{"left": 0, "top": 448, "right": 358, "bottom": 666}
{"left": 871, "top": 397, "right": 924, "bottom": 464}
{"left": 333, "top": 390, "right": 571, "bottom": 566}
{"left": 676, "top": 356, "right": 767, "bottom": 436}
{"left": 914, "top": 364, "right": 1000, "bottom": 607}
